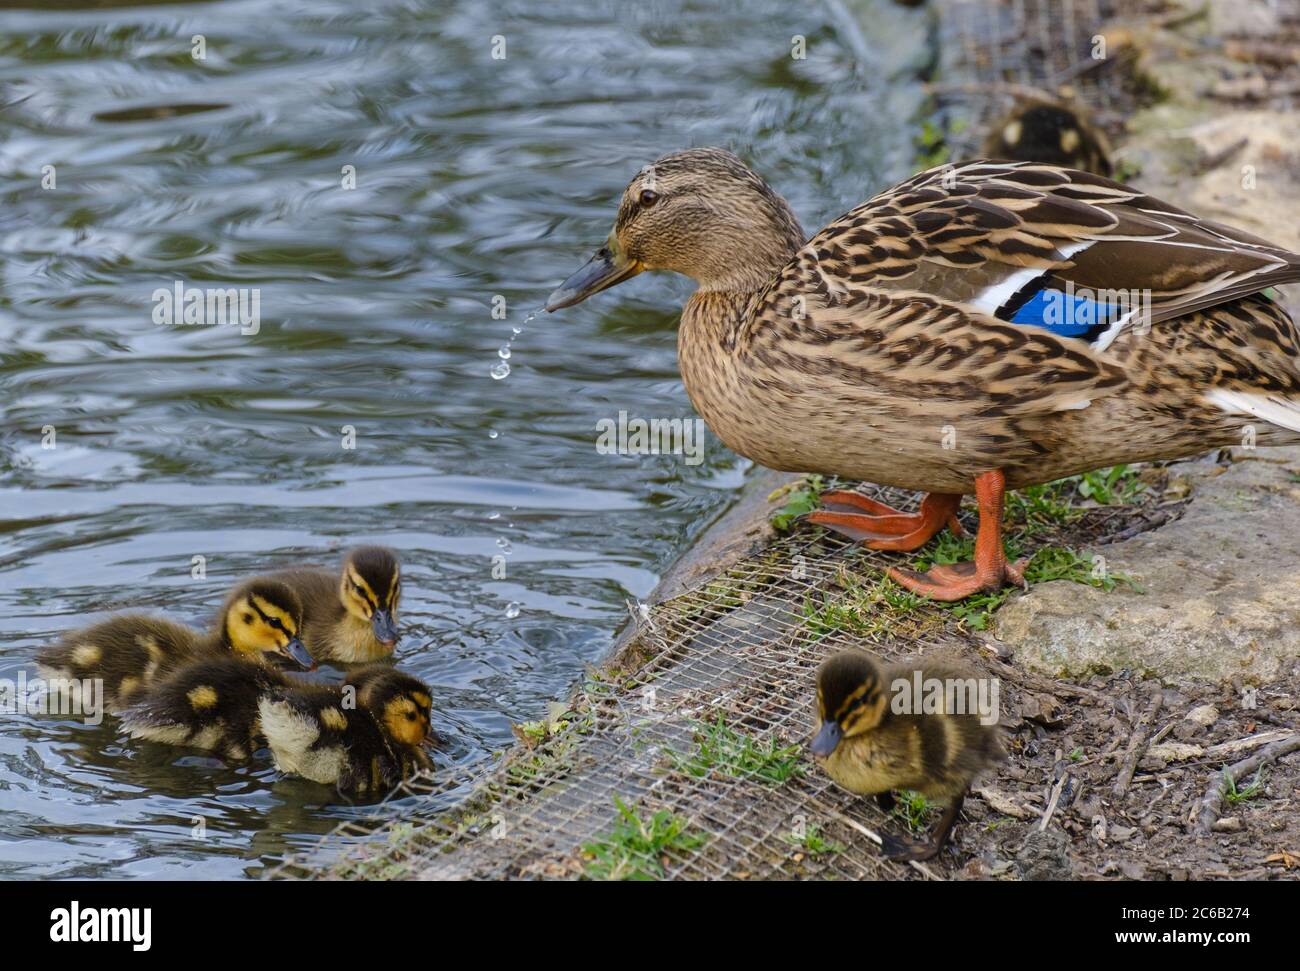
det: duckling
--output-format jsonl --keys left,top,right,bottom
{"left": 811, "top": 650, "right": 1003, "bottom": 861}
{"left": 259, "top": 665, "right": 433, "bottom": 797}
{"left": 247, "top": 545, "right": 402, "bottom": 664}
{"left": 35, "top": 578, "right": 313, "bottom": 713}
{"left": 982, "top": 96, "right": 1113, "bottom": 176}
{"left": 121, "top": 658, "right": 433, "bottom": 799}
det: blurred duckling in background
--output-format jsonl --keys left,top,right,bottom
{"left": 121, "top": 658, "right": 433, "bottom": 799}
{"left": 251, "top": 545, "right": 403, "bottom": 664}
{"left": 36, "top": 579, "right": 313, "bottom": 713}
{"left": 811, "top": 650, "right": 1003, "bottom": 861}
{"left": 982, "top": 96, "right": 1112, "bottom": 176}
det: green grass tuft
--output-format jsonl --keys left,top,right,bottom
{"left": 581, "top": 798, "right": 708, "bottom": 880}
{"left": 665, "top": 714, "right": 804, "bottom": 785}
{"left": 769, "top": 474, "right": 826, "bottom": 532}
{"left": 784, "top": 823, "right": 845, "bottom": 856}
{"left": 1222, "top": 768, "right": 1266, "bottom": 805}
{"left": 893, "top": 790, "right": 936, "bottom": 832}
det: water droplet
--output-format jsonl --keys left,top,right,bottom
{"left": 490, "top": 361, "right": 511, "bottom": 380}
{"left": 504, "top": 601, "right": 521, "bottom": 619}
{"left": 487, "top": 511, "right": 501, "bottom": 520}
{"left": 488, "top": 429, "right": 498, "bottom": 440}
{"left": 513, "top": 325, "right": 524, "bottom": 335}
{"left": 496, "top": 537, "right": 512, "bottom": 553}
{"left": 498, "top": 345, "right": 511, "bottom": 360}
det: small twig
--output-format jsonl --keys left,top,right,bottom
{"left": 1194, "top": 734, "right": 1300, "bottom": 835}
{"left": 1203, "top": 730, "right": 1294, "bottom": 761}
{"left": 1112, "top": 690, "right": 1163, "bottom": 800}
{"left": 823, "top": 807, "right": 939, "bottom": 880}
{"left": 1195, "top": 136, "right": 1248, "bottom": 174}
{"left": 1039, "top": 772, "right": 1070, "bottom": 832}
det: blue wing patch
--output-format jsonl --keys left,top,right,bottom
{"left": 1000, "top": 278, "right": 1125, "bottom": 344}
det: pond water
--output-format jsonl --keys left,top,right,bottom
{"left": 0, "top": 0, "right": 929, "bottom": 877}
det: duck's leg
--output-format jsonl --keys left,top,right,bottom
{"left": 807, "top": 490, "right": 963, "bottom": 551}
{"left": 886, "top": 469, "right": 1029, "bottom": 601}
{"left": 879, "top": 793, "right": 965, "bottom": 862}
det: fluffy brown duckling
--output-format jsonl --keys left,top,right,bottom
{"left": 811, "top": 649, "right": 1003, "bottom": 861}
{"left": 246, "top": 545, "right": 402, "bottom": 664}
{"left": 36, "top": 578, "right": 313, "bottom": 713}
{"left": 982, "top": 96, "right": 1113, "bottom": 176}
{"left": 121, "top": 658, "right": 433, "bottom": 799}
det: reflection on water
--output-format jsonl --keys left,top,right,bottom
{"left": 0, "top": 0, "right": 929, "bottom": 877}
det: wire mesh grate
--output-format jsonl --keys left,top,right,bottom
{"left": 270, "top": 473, "right": 1166, "bottom": 880}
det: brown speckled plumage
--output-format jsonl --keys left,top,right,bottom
{"left": 550, "top": 149, "right": 1300, "bottom": 598}
{"left": 563, "top": 149, "right": 1300, "bottom": 495}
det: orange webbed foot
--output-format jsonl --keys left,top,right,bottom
{"left": 885, "top": 469, "right": 1028, "bottom": 601}
{"left": 806, "top": 490, "right": 963, "bottom": 552}
{"left": 887, "top": 557, "right": 1030, "bottom": 602}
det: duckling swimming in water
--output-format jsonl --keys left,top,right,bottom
{"left": 35, "top": 578, "right": 313, "bottom": 713}
{"left": 246, "top": 545, "right": 402, "bottom": 664}
{"left": 811, "top": 650, "right": 1003, "bottom": 861}
{"left": 120, "top": 658, "right": 433, "bottom": 799}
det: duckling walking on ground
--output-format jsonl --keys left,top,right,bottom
{"left": 246, "top": 545, "right": 402, "bottom": 664}
{"left": 983, "top": 96, "right": 1113, "bottom": 176}
{"left": 121, "top": 658, "right": 433, "bottom": 799}
{"left": 547, "top": 148, "right": 1300, "bottom": 600}
{"left": 811, "top": 650, "right": 1003, "bottom": 861}
{"left": 36, "top": 578, "right": 313, "bottom": 712}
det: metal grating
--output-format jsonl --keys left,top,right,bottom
{"left": 270, "top": 479, "right": 1165, "bottom": 880}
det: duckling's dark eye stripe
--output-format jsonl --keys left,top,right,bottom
{"left": 834, "top": 689, "right": 881, "bottom": 721}
{"left": 250, "top": 602, "right": 291, "bottom": 635}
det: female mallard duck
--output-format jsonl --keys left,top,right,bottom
{"left": 547, "top": 148, "right": 1300, "bottom": 599}
{"left": 983, "top": 96, "right": 1113, "bottom": 176}
{"left": 811, "top": 650, "right": 1002, "bottom": 861}
{"left": 238, "top": 546, "right": 402, "bottom": 664}
{"left": 120, "top": 658, "right": 433, "bottom": 798}
{"left": 36, "top": 578, "right": 313, "bottom": 712}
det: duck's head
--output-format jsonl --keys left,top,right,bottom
{"left": 338, "top": 545, "right": 402, "bottom": 648}
{"left": 221, "top": 579, "right": 314, "bottom": 670}
{"left": 348, "top": 666, "right": 433, "bottom": 748}
{"left": 546, "top": 147, "right": 804, "bottom": 310}
{"left": 810, "top": 650, "right": 888, "bottom": 758}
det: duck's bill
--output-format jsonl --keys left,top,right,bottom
{"left": 545, "top": 241, "right": 642, "bottom": 311}
{"left": 371, "top": 609, "right": 400, "bottom": 647}
{"left": 281, "top": 637, "right": 316, "bottom": 671}
{"left": 809, "top": 720, "right": 842, "bottom": 757}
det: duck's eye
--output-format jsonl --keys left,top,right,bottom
{"left": 243, "top": 614, "right": 254, "bottom": 625}
{"left": 638, "top": 189, "right": 660, "bottom": 208}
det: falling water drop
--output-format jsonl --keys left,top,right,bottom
{"left": 490, "top": 361, "right": 511, "bottom": 380}
{"left": 488, "top": 429, "right": 499, "bottom": 440}
{"left": 496, "top": 537, "right": 512, "bottom": 554}
{"left": 487, "top": 511, "right": 501, "bottom": 521}
{"left": 498, "top": 345, "right": 511, "bottom": 360}
{"left": 504, "top": 601, "right": 522, "bottom": 619}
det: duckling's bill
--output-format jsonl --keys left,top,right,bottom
{"left": 371, "top": 608, "right": 399, "bottom": 647}
{"left": 809, "top": 719, "right": 842, "bottom": 757}
{"left": 278, "top": 636, "right": 315, "bottom": 670}
{"left": 546, "top": 233, "right": 642, "bottom": 311}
